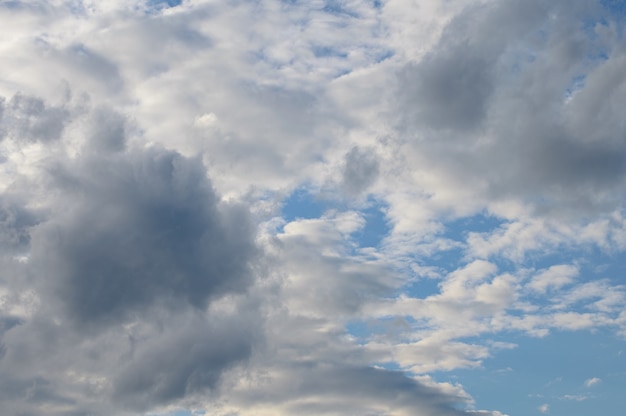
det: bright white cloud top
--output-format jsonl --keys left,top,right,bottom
{"left": 0, "top": 1, "right": 625, "bottom": 415}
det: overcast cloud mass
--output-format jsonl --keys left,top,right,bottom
{"left": 1, "top": 0, "right": 625, "bottom": 415}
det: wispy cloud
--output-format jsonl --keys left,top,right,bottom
{"left": 585, "top": 377, "right": 602, "bottom": 388}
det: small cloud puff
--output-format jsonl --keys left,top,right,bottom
{"left": 585, "top": 377, "right": 602, "bottom": 388}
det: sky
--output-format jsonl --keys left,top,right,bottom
{"left": 0, "top": 0, "right": 625, "bottom": 415}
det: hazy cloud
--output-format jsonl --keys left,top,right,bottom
{"left": 584, "top": 377, "right": 602, "bottom": 387}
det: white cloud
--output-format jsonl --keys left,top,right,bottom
{"left": 561, "top": 394, "right": 590, "bottom": 401}
{"left": 585, "top": 377, "right": 602, "bottom": 388}
{"left": 528, "top": 265, "right": 579, "bottom": 294}
{"left": 538, "top": 403, "right": 550, "bottom": 413}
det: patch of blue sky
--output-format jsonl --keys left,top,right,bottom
{"left": 442, "top": 213, "right": 506, "bottom": 243}
{"left": 445, "top": 328, "right": 626, "bottom": 416}
{"left": 148, "top": 0, "right": 182, "bottom": 7}
{"left": 346, "top": 315, "right": 418, "bottom": 344}
{"left": 601, "top": 0, "right": 626, "bottom": 17}
{"left": 281, "top": 187, "right": 331, "bottom": 223}
{"left": 321, "top": 0, "right": 359, "bottom": 18}
{"left": 281, "top": 188, "right": 392, "bottom": 249}
{"left": 580, "top": 20, "right": 613, "bottom": 63}
{"left": 146, "top": 0, "right": 182, "bottom": 12}
{"left": 311, "top": 45, "right": 349, "bottom": 59}
{"left": 583, "top": 1, "right": 626, "bottom": 40}
{"left": 374, "top": 50, "right": 394, "bottom": 63}
{"left": 564, "top": 74, "right": 587, "bottom": 101}
{"left": 401, "top": 276, "right": 442, "bottom": 299}
{"left": 523, "top": 240, "right": 622, "bottom": 282}
{"left": 318, "top": 0, "right": 383, "bottom": 15}
{"left": 345, "top": 320, "right": 370, "bottom": 345}
{"left": 352, "top": 201, "right": 390, "bottom": 248}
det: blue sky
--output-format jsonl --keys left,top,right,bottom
{"left": 0, "top": 0, "right": 625, "bottom": 415}
{"left": 283, "top": 189, "right": 626, "bottom": 415}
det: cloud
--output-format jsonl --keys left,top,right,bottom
{"left": 0, "top": 95, "right": 260, "bottom": 414}
{"left": 392, "top": 0, "right": 626, "bottom": 217}
{"left": 1, "top": 1, "right": 626, "bottom": 415}
{"left": 528, "top": 265, "right": 579, "bottom": 294}
{"left": 215, "top": 363, "right": 486, "bottom": 416}
{"left": 560, "top": 394, "right": 590, "bottom": 401}
{"left": 30, "top": 145, "right": 255, "bottom": 327}
{"left": 112, "top": 311, "right": 257, "bottom": 411}
{"left": 0, "top": 94, "right": 69, "bottom": 143}
{"left": 341, "top": 146, "right": 380, "bottom": 196}
{"left": 539, "top": 403, "right": 550, "bottom": 413}
{"left": 584, "top": 377, "right": 602, "bottom": 387}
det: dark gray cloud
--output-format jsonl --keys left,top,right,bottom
{"left": 0, "top": 305, "right": 262, "bottom": 415}
{"left": 342, "top": 146, "right": 379, "bottom": 195}
{"left": 230, "top": 361, "right": 485, "bottom": 416}
{"left": 399, "top": 45, "right": 495, "bottom": 132}
{"left": 395, "top": 0, "right": 626, "bottom": 216}
{"left": 286, "top": 365, "right": 469, "bottom": 416}
{"left": 30, "top": 146, "right": 256, "bottom": 328}
{"left": 88, "top": 106, "right": 127, "bottom": 153}
{"left": 0, "top": 99, "right": 260, "bottom": 414}
{"left": 0, "top": 197, "right": 39, "bottom": 257}
{"left": 398, "top": 0, "right": 552, "bottom": 132}
{"left": 113, "top": 310, "right": 258, "bottom": 411}
{"left": 0, "top": 93, "right": 69, "bottom": 142}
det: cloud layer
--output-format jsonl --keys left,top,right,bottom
{"left": 1, "top": 0, "right": 625, "bottom": 415}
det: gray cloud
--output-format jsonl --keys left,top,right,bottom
{"left": 398, "top": 0, "right": 551, "bottom": 132}
{"left": 0, "top": 197, "right": 38, "bottom": 257}
{"left": 29, "top": 145, "right": 256, "bottom": 328}
{"left": 63, "top": 44, "right": 124, "bottom": 94}
{"left": 230, "top": 363, "right": 483, "bottom": 416}
{"left": 112, "top": 311, "right": 258, "bottom": 411}
{"left": 394, "top": 0, "right": 626, "bottom": 216}
{"left": 0, "top": 97, "right": 260, "bottom": 414}
{"left": 342, "top": 146, "right": 380, "bottom": 196}
{"left": 88, "top": 106, "right": 127, "bottom": 153}
{"left": 287, "top": 366, "right": 469, "bottom": 416}
{"left": 0, "top": 93, "right": 69, "bottom": 143}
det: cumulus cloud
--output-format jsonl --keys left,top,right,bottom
{"left": 393, "top": 0, "right": 626, "bottom": 217}
{"left": 528, "top": 265, "right": 579, "bottom": 294}
{"left": 0, "top": 94, "right": 260, "bottom": 414}
{"left": 31, "top": 146, "right": 255, "bottom": 327}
